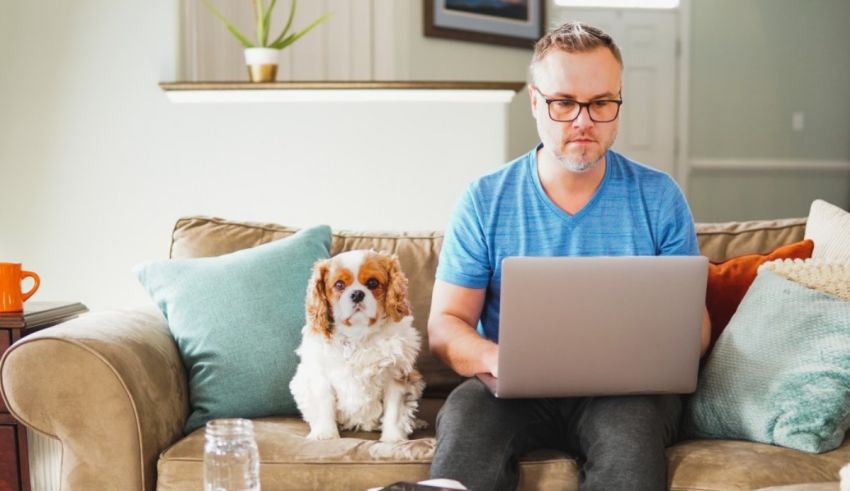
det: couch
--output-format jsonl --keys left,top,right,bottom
{"left": 1, "top": 215, "right": 847, "bottom": 491}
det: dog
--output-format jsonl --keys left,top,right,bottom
{"left": 289, "top": 250, "right": 426, "bottom": 442}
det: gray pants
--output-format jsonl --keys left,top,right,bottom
{"left": 429, "top": 378, "right": 682, "bottom": 491}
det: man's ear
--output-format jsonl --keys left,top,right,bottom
{"left": 528, "top": 84, "right": 539, "bottom": 120}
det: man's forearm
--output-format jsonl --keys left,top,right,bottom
{"left": 429, "top": 314, "right": 498, "bottom": 377}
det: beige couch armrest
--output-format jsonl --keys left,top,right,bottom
{"left": 0, "top": 308, "right": 188, "bottom": 491}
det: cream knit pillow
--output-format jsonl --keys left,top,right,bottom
{"left": 761, "top": 258, "right": 850, "bottom": 301}
{"left": 805, "top": 199, "right": 850, "bottom": 261}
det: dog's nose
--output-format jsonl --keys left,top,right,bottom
{"left": 351, "top": 290, "right": 365, "bottom": 304}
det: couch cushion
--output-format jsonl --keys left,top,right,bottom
{"left": 155, "top": 395, "right": 850, "bottom": 491}
{"left": 668, "top": 437, "right": 850, "bottom": 490}
{"left": 756, "top": 485, "right": 839, "bottom": 491}
{"left": 172, "top": 217, "right": 808, "bottom": 270}
{"left": 156, "top": 397, "right": 578, "bottom": 491}
{"left": 696, "top": 217, "right": 807, "bottom": 262}
{"left": 704, "top": 240, "right": 814, "bottom": 354}
{"left": 806, "top": 199, "right": 850, "bottom": 261}
{"left": 170, "top": 217, "right": 462, "bottom": 397}
{"left": 137, "top": 225, "right": 332, "bottom": 433}
{"left": 684, "top": 266, "right": 850, "bottom": 453}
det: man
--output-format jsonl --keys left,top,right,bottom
{"left": 427, "top": 22, "right": 711, "bottom": 491}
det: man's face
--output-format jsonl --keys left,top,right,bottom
{"left": 530, "top": 47, "right": 622, "bottom": 173}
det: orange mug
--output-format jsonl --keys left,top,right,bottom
{"left": 0, "top": 263, "right": 40, "bottom": 313}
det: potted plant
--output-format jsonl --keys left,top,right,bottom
{"left": 201, "top": 0, "right": 331, "bottom": 82}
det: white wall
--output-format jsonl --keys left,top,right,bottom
{"left": 389, "top": 1, "right": 541, "bottom": 160}
{"left": 186, "top": 0, "right": 541, "bottom": 161}
{"left": 0, "top": 0, "right": 515, "bottom": 311}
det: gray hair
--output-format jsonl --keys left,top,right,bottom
{"left": 529, "top": 21, "right": 623, "bottom": 83}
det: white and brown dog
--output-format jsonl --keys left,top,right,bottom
{"left": 289, "top": 250, "right": 425, "bottom": 442}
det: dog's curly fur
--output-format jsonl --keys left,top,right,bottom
{"left": 289, "top": 250, "right": 426, "bottom": 442}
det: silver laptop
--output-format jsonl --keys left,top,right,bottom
{"left": 477, "top": 255, "right": 708, "bottom": 398}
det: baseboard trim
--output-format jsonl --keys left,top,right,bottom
{"left": 691, "top": 158, "right": 850, "bottom": 172}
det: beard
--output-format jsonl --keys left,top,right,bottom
{"left": 552, "top": 126, "right": 619, "bottom": 174}
{"left": 555, "top": 152, "right": 603, "bottom": 173}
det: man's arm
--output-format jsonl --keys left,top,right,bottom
{"left": 651, "top": 179, "right": 710, "bottom": 357}
{"left": 428, "top": 279, "right": 498, "bottom": 377}
{"left": 700, "top": 306, "right": 711, "bottom": 357}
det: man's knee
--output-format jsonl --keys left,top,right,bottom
{"left": 579, "top": 394, "right": 682, "bottom": 447}
{"left": 431, "top": 379, "right": 522, "bottom": 489}
{"left": 436, "top": 378, "right": 497, "bottom": 436}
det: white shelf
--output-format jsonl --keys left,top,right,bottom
{"left": 159, "top": 81, "right": 526, "bottom": 104}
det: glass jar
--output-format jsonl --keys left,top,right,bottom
{"left": 204, "top": 418, "right": 261, "bottom": 491}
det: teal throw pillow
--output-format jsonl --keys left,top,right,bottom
{"left": 683, "top": 269, "right": 850, "bottom": 453}
{"left": 135, "top": 225, "right": 331, "bottom": 433}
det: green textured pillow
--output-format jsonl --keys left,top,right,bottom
{"left": 135, "top": 225, "right": 331, "bottom": 433}
{"left": 683, "top": 269, "right": 850, "bottom": 453}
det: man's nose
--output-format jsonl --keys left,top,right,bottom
{"left": 572, "top": 105, "right": 595, "bottom": 129}
{"left": 351, "top": 290, "right": 365, "bottom": 304}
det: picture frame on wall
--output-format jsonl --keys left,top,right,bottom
{"left": 424, "top": 0, "right": 545, "bottom": 49}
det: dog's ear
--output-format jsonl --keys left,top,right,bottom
{"left": 384, "top": 253, "right": 411, "bottom": 322}
{"left": 305, "top": 259, "right": 333, "bottom": 338}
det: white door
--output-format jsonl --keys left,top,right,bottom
{"left": 548, "top": 7, "right": 680, "bottom": 176}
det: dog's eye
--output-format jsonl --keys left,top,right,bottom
{"left": 365, "top": 278, "right": 379, "bottom": 290}
{"left": 333, "top": 280, "right": 346, "bottom": 291}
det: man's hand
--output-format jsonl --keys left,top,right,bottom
{"left": 483, "top": 343, "right": 499, "bottom": 378}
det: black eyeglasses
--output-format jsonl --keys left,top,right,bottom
{"left": 532, "top": 86, "right": 623, "bottom": 123}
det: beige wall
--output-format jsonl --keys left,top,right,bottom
{"left": 689, "top": 0, "right": 850, "bottom": 161}
{"left": 689, "top": 170, "right": 850, "bottom": 222}
{"left": 687, "top": 0, "right": 850, "bottom": 221}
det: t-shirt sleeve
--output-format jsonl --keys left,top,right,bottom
{"left": 436, "top": 184, "right": 491, "bottom": 288}
{"left": 655, "top": 177, "right": 700, "bottom": 257}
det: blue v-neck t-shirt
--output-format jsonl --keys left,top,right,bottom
{"left": 436, "top": 145, "right": 700, "bottom": 342}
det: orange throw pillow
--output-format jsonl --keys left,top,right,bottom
{"left": 705, "top": 240, "right": 814, "bottom": 354}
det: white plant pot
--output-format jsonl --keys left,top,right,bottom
{"left": 244, "top": 47, "right": 280, "bottom": 83}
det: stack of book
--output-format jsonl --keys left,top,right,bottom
{"left": 0, "top": 301, "right": 88, "bottom": 331}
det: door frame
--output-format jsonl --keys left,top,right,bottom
{"left": 675, "top": 0, "right": 692, "bottom": 196}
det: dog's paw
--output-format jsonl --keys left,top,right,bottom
{"left": 412, "top": 417, "right": 429, "bottom": 430}
{"left": 306, "top": 425, "right": 340, "bottom": 440}
{"left": 379, "top": 424, "right": 409, "bottom": 443}
{"left": 840, "top": 462, "right": 850, "bottom": 491}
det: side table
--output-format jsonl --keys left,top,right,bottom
{"left": 0, "top": 301, "right": 88, "bottom": 491}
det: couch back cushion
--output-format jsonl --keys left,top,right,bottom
{"left": 696, "top": 217, "right": 806, "bottom": 262}
{"left": 170, "top": 215, "right": 807, "bottom": 396}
